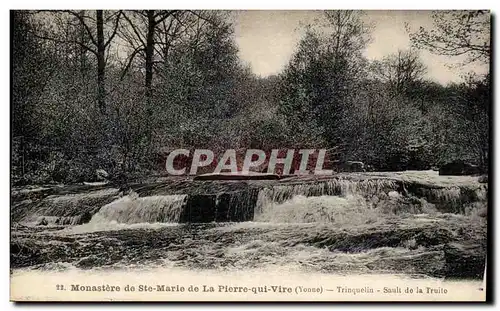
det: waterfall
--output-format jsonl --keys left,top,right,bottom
{"left": 89, "top": 193, "right": 187, "bottom": 224}
{"left": 14, "top": 188, "right": 120, "bottom": 225}
{"left": 406, "top": 185, "right": 488, "bottom": 214}
{"left": 254, "top": 194, "right": 380, "bottom": 224}
{"left": 88, "top": 190, "right": 257, "bottom": 224}
{"left": 12, "top": 175, "right": 488, "bottom": 227}
{"left": 255, "top": 179, "right": 397, "bottom": 212}
{"left": 253, "top": 178, "right": 487, "bottom": 223}
{"left": 256, "top": 178, "right": 398, "bottom": 206}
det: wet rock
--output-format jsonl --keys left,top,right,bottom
{"left": 75, "top": 211, "right": 93, "bottom": 225}
{"left": 297, "top": 226, "right": 455, "bottom": 252}
{"left": 11, "top": 242, "right": 37, "bottom": 255}
{"left": 475, "top": 207, "right": 487, "bottom": 218}
{"left": 444, "top": 243, "right": 486, "bottom": 278}
{"left": 365, "top": 164, "right": 375, "bottom": 172}
{"left": 348, "top": 161, "right": 365, "bottom": 172}
{"left": 180, "top": 191, "right": 257, "bottom": 223}
{"left": 76, "top": 255, "right": 105, "bottom": 269}
{"left": 96, "top": 169, "right": 109, "bottom": 181}
{"left": 180, "top": 195, "right": 217, "bottom": 223}
{"left": 478, "top": 175, "right": 488, "bottom": 183}
{"left": 333, "top": 161, "right": 366, "bottom": 172}
{"left": 10, "top": 241, "right": 44, "bottom": 268}
{"left": 368, "top": 250, "right": 446, "bottom": 277}
{"left": 11, "top": 188, "right": 120, "bottom": 224}
{"left": 388, "top": 191, "right": 400, "bottom": 198}
{"left": 439, "top": 160, "right": 480, "bottom": 176}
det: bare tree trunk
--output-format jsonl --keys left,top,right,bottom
{"left": 96, "top": 10, "right": 106, "bottom": 113}
{"left": 145, "top": 10, "right": 155, "bottom": 108}
{"left": 79, "top": 10, "right": 87, "bottom": 76}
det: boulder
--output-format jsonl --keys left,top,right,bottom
{"left": 334, "top": 161, "right": 366, "bottom": 172}
{"left": 96, "top": 169, "right": 109, "bottom": 181}
{"left": 478, "top": 175, "right": 488, "bottom": 183}
{"left": 444, "top": 243, "right": 486, "bottom": 278}
{"left": 439, "top": 160, "right": 480, "bottom": 176}
{"left": 37, "top": 217, "right": 48, "bottom": 226}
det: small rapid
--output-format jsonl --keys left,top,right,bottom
{"left": 11, "top": 173, "right": 487, "bottom": 228}
{"left": 10, "top": 172, "right": 488, "bottom": 282}
{"left": 89, "top": 193, "right": 187, "bottom": 224}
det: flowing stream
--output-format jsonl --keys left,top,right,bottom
{"left": 11, "top": 171, "right": 487, "bottom": 280}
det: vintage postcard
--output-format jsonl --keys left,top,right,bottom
{"left": 10, "top": 9, "right": 490, "bottom": 302}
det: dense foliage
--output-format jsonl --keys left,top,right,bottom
{"left": 11, "top": 10, "right": 490, "bottom": 184}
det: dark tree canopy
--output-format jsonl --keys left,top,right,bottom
{"left": 11, "top": 10, "right": 491, "bottom": 184}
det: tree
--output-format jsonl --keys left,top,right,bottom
{"left": 448, "top": 74, "right": 490, "bottom": 168}
{"left": 370, "top": 49, "right": 427, "bottom": 95}
{"left": 153, "top": 12, "right": 253, "bottom": 149}
{"left": 278, "top": 10, "right": 372, "bottom": 149}
{"left": 119, "top": 10, "right": 180, "bottom": 103}
{"left": 408, "top": 10, "right": 490, "bottom": 65}
{"left": 12, "top": 11, "right": 58, "bottom": 182}
{"left": 409, "top": 10, "right": 490, "bottom": 169}
{"left": 32, "top": 10, "right": 122, "bottom": 113}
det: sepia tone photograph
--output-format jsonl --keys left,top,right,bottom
{"left": 10, "top": 9, "right": 490, "bottom": 302}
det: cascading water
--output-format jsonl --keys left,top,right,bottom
{"left": 89, "top": 193, "right": 187, "bottom": 224}
{"left": 12, "top": 174, "right": 488, "bottom": 227}
{"left": 256, "top": 178, "right": 398, "bottom": 206}
{"left": 11, "top": 171, "right": 488, "bottom": 281}
{"left": 253, "top": 178, "right": 487, "bottom": 223}
{"left": 254, "top": 179, "right": 398, "bottom": 223}
{"left": 254, "top": 194, "right": 377, "bottom": 224}
{"left": 415, "top": 185, "right": 488, "bottom": 214}
{"left": 13, "top": 188, "right": 120, "bottom": 226}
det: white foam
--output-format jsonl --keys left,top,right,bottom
{"left": 88, "top": 194, "right": 187, "bottom": 225}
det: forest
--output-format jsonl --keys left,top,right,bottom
{"left": 11, "top": 10, "right": 491, "bottom": 185}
